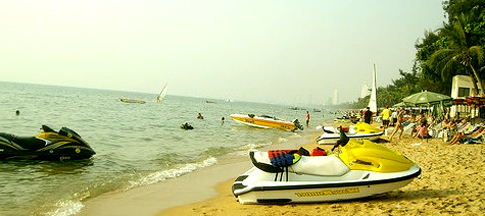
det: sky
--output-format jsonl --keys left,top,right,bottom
{"left": 0, "top": 0, "right": 445, "bottom": 106}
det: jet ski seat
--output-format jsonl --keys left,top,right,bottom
{"left": 0, "top": 133, "right": 45, "bottom": 150}
{"left": 251, "top": 151, "right": 350, "bottom": 176}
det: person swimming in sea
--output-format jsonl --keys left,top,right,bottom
{"left": 181, "top": 122, "right": 194, "bottom": 130}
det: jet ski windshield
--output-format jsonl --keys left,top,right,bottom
{"left": 42, "top": 125, "right": 57, "bottom": 133}
{"left": 58, "top": 127, "right": 89, "bottom": 146}
{"left": 42, "top": 125, "right": 88, "bottom": 146}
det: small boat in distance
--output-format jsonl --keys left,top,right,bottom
{"left": 120, "top": 97, "right": 146, "bottom": 104}
{"left": 229, "top": 114, "right": 303, "bottom": 132}
{"left": 155, "top": 84, "right": 168, "bottom": 103}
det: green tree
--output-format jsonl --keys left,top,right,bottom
{"left": 427, "top": 13, "right": 485, "bottom": 95}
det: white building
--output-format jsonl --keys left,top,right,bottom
{"left": 333, "top": 89, "right": 339, "bottom": 105}
{"left": 450, "top": 75, "right": 482, "bottom": 117}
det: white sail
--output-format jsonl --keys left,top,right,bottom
{"left": 368, "top": 64, "right": 377, "bottom": 113}
{"left": 155, "top": 84, "right": 168, "bottom": 102}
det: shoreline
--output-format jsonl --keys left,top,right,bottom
{"left": 158, "top": 133, "right": 485, "bottom": 215}
{"left": 75, "top": 128, "right": 323, "bottom": 216}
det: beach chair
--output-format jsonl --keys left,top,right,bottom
{"left": 457, "top": 122, "right": 472, "bottom": 133}
{"left": 427, "top": 120, "right": 444, "bottom": 138}
{"left": 463, "top": 127, "right": 485, "bottom": 144}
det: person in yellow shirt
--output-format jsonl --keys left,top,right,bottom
{"left": 381, "top": 105, "right": 391, "bottom": 135}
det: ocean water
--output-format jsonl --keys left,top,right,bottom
{"left": 0, "top": 82, "right": 330, "bottom": 216}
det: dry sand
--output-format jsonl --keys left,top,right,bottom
{"left": 159, "top": 132, "right": 485, "bottom": 216}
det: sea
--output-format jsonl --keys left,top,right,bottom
{"left": 0, "top": 81, "right": 331, "bottom": 216}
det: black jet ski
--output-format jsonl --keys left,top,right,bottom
{"left": 0, "top": 125, "right": 95, "bottom": 161}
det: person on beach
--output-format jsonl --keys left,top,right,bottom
{"left": 305, "top": 111, "right": 310, "bottom": 127}
{"left": 197, "top": 113, "right": 204, "bottom": 119}
{"left": 453, "top": 112, "right": 461, "bottom": 123}
{"left": 389, "top": 108, "right": 405, "bottom": 142}
{"left": 381, "top": 105, "right": 391, "bottom": 135}
{"left": 413, "top": 120, "right": 429, "bottom": 139}
{"left": 444, "top": 107, "right": 451, "bottom": 120}
{"left": 448, "top": 131, "right": 466, "bottom": 145}
{"left": 363, "top": 107, "right": 372, "bottom": 124}
{"left": 409, "top": 113, "right": 420, "bottom": 137}
{"left": 391, "top": 109, "right": 398, "bottom": 126}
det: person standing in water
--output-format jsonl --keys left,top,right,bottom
{"left": 305, "top": 111, "right": 310, "bottom": 127}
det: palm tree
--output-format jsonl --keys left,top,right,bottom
{"left": 428, "top": 13, "right": 485, "bottom": 95}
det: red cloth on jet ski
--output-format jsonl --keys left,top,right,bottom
{"left": 311, "top": 147, "right": 327, "bottom": 156}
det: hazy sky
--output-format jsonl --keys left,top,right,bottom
{"left": 0, "top": 0, "right": 445, "bottom": 105}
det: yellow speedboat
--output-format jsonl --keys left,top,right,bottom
{"left": 229, "top": 114, "right": 303, "bottom": 132}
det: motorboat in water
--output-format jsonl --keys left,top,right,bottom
{"left": 120, "top": 97, "right": 146, "bottom": 104}
{"left": 229, "top": 114, "right": 303, "bottom": 132}
{"left": 316, "top": 122, "right": 383, "bottom": 144}
{"left": 232, "top": 129, "right": 420, "bottom": 204}
{"left": 0, "top": 125, "right": 96, "bottom": 160}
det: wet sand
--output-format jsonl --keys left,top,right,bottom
{"left": 159, "top": 131, "right": 485, "bottom": 216}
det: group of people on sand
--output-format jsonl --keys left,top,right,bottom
{"left": 382, "top": 106, "right": 435, "bottom": 142}
{"left": 444, "top": 112, "right": 485, "bottom": 145}
{"left": 379, "top": 105, "right": 485, "bottom": 145}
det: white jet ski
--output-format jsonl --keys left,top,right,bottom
{"left": 317, "top": 122, "right": 383, "bottom": 144}
{"left": 232, "top": 128, "right": 420, "bottom": 204}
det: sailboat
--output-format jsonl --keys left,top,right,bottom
{"left": 368, "top": 64, "right": 377, "bottom": 113}
{"left": 155, "top": 84, "right": 168, "bottom": 102}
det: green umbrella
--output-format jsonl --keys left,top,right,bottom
{"left": 402, "top": 91, "right": 452, "bottom": 106}
{"left": 392, "top": 102, "right": 408, "bottom": 108}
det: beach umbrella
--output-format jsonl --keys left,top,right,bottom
{"left": 402, "top": 91, "right": 452, "bottom": 106}
{"left": 392, "top": 102, "right": 407, "bottom": 108}
{"left": 392, "top": 102, "right": 414, "bottom": 108}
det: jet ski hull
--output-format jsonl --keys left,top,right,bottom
{"left": 233, "top": 164, "right": 421, "bottom": 204}
{"left": 0, "top": 145, "right": 95, "bottom": 161}
{"left": 317, "top": 132, "right": 383, "bottom": 144}
{"left": 317, "top": 122, "right": 383, "bottom": 144}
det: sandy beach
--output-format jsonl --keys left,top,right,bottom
{"left": 77, "top": 124, "right": 485, "bottom": 216}
{"left": 158, "top": 129, "right": 485, "bottom": 216}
